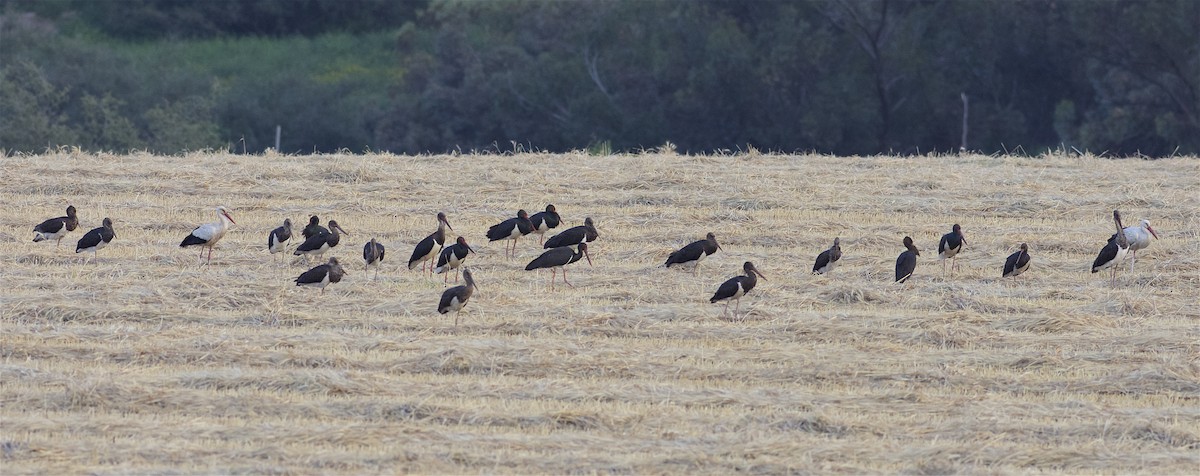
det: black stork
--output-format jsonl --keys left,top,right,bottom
{"left": 938, "top": 224, "right": 966, "bottom": 277}
{"left": 32, "top": 205, "right": 79, "bottom": 247}
{"left": 525, "top": 242, "right": 593, "bottom": 290}
{"left": 302, "top": 215, "right": 329, "bottom": 240}
{"left": 812, "top": 237, "right": 842, "bottom": 275}
{"left": 267, "top": 218, "right": 293, "bottom": 262}
{"left": 529, "top": 204, "right": 562, "bottom": 245}
{"left": 1091, "top": 210, "right": 1130, "bottom": 286}
{"left": 295, "top": 257, "right": 346, "bottom": 293}
{"left": 363, "top": 238, "right": 385, "bottom": 281}
{"left": 486, "top": 209, "right": 536, "bottom": 259}
{"left": 665, "top": 232, "right": 721, "bottom": 275}
{"left": 439, "top": 268, "right": 478, "bottom": 326}
{"left": 1002, "top": 243, "right": 1031, "bottom": 278}
{"left": 543, "top": 217, "right": 599, "bottom": 249}
{"left": 408, "top": 212, "right": 451, "bottom": 275}
{"left": 710, "top": 261, "right": 767, "bottom": 320}
{"left": 180, "top": 206, "right": 237, "bottom": 264}
{"left": 75, "top": 217, "right": 115, "bottom": 263}
{"left": 294, "top": 220, "right": 348, "bottom": 262}
{"left": 895, "top": 236, "right": 920, "bottom": 283}
{"left": 436, "top": 236, "right": 475, "bottom": 284}
{"left": 1122, "top": 218, "right": 1158, "bottom": 272}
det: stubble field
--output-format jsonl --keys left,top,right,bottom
{"left": 1, "top": 150, "right": 1198, "bottom": 474}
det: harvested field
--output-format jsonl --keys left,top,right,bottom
{"left": 1, "top": 150, "right": 1198, "bottom": 474}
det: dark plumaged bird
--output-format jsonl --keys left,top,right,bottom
{"left": 363, "top": 238, "right": 385, "bottom": 281}
{"left": 32, "top": 205, "right": 79, "bottom": 247}
{"left": 525, "top": 242, "right": 592, "bottom": 290}
{"left": 665, "top": 232, "right": 721, "bottom": 275}
{"left": 710, "top": 261, "right": 767, "bottom": 320}
{"left": 267, "top": 218, "right": 293, "bottom": 261}
{"left": 1122, "top": 218, "right": 1158, "bottom": 272}
{"left": 1091, "top": 210, "right": 1129, "bottom": 286}
{"left": 1003, "top": 243, "right": 1031, "bottom": 278}
{"left": 486, "top": 209, "right": 536, "bottom": 259}
{"left": 543, "top": 217, "right": 599, "bottom": 249}
{"left": 529, "top": 204, "right": 562, "bottom": 245}
{"left": 302, "top": 215, "right": 329, "bottom": 240}
{"left": 938, "top": 224, "right": 966, "bottom": 277}
{"left": 75, "top": 217, "right": 115, "bottom": 263}
{"left": 408, "top": 212, "right": 451, "bottom": 275}
{"left": 436, "top": 236, "right": 475, "bottom": 284}
{"left": 180, "top": 206, "right": 236, "bottom": 263}
{"left": 812, "top": 237, "right": 842, "bottom": 275}
{"left": 295, "top": 257, "right": 346, "bottom": 293}
{"left": 294, "top": 220, "right": 348, "bottom": 262}
{"left": 895, "top": 236, "right": 920, "bottom": 283}
{"left": 439, "top": 268, "right": 478, "bottom": 326}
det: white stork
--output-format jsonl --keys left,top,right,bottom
{"left": 180, "top": 206, "right": 237, "bottom": 263}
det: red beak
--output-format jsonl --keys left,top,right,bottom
{"left": 1147, "top": 226, "right": 1158, "bottom": 239}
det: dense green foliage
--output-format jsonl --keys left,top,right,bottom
{"left": 1, "top": 0, "right": 1196, "bottom": 156}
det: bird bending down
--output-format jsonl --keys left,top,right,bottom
{"left": 938, "top": 224, "right": 966, "bottom": 277}
{"left": 1122, "top": 219, "right": 1158, "bottom": 272}
{"left": 895, "top": 236, "right": 920, "bottom": 283}
{"left": 1002, "top": 243, "right": 1031, "bottom": 278}
{"left": 436, "top": 236, "right": 475, "bottom": 284}
{"left": 294, "top": 220, "right": 348, "bottom": 262}
{"left": 544, "top": 217, "right": 599, "bottom": 249}
{"left": 1091, "top": 210, "right": 1130, "bottom": 286}
{"left": 267, "top": 218, "right": 293, "bottom": 262}
{"left": 486, "top": 209, "right": 536, "bottom": 259}
{"left": 295, "top": 257, "right": 346, "bottom": 293}
{"left": 180, "top": 206, "right": 236, "bottom": 263}
{"left": 525, "top": 242, "right": 592, "bottom": 290}
{"left": 363, "top": 238, "right": 386, "bottom": 281}
{"left": 439, "top": 268, "right": 478, "bottom": 326}
{"left": 33, "top": 205, "right": 80, "bottom": 247}
{"left": 529, "top": 204, "right": 562, "bottom": 245}
{"left": 710, "top": 261, "right": 767, "bottom": 320}
{"left": 812, "top": 237, "right": 842, "bottom": 275}
{"left": 409, "top": 212, "right": 451, "bottom": 275}
{"left": 76, "top": 217, "right": 115, "bottom": 263}
{"left": 666, "top": 232, "right": 722, "bottom": 275}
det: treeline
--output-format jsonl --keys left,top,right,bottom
{"left": 1, "top": 0, "right": 1196, "bottom": 156}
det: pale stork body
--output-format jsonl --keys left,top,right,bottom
{"left": 1122, "top": 219, "right": 1158, "bottom": 272}
{"left": 180, "top": 206, "right": 236, "bottom": 263}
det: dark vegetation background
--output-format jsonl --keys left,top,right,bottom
{"left": 1, "top": 0, "right": 1196, "bottom": 156}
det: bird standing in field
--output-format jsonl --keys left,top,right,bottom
{"left": 439, "top": 268, "right": 478, "bottom": 326}
{"left": 75, "top": 217, "right": 115, "bottom": 263}
{"left": 543, "top": 217, "right": 599, "bottom": 249}
{"left": 938, "top": 224, "right": 966, "bottom": 277}
{"left": 812, "top": 237, "right": 842, "bottom": 275}
{"left": 1002, "top": 242, "right": 1031, "bottom": 278}
{"left": 33, "top": 205, "right": 79, "bottom": 247}
{"left": 302, "top": 215, "right": 329, "bottom": 240}
{"left": 180, "top": 206, "right": 236, "bottom": 264}
{"left": 436, "top": 236, "right": 475, "bottom": 284}
{"left": 665, "top": 232, "right": 722, "bottom": 275}
{"left": 294, "top": 220, "right": 348, "bottom": 262}
{"left": 529, "top": 204, "right": 562, "bottom": 246}
{"left": 295, "top": 257, "right": 346, "bottom": 293}
{"left": 408, "top": 212, "right": 451, "bottom": 275}
{"left": 363, "top": 238, "right": 385, "bottom": 281}
{"left": 1091, "top": 210, "right": 1129, "bottom": 286}
{"left": 895, "top": 236, "right": 920, "bottom": 283}
{"left": 267, "top": 218, "right": 293, "bottom": 262}
{"left": 1122, "top": 218, "right": 1158, "bottom": 272}
{"left": 525, "top": 242, "right": 593, "bottom": 290}
{"left": 710, "top": 261, "right": 767, "bottom": 320}
{"left": 486, "top": 209, "right": 536, "bottom": 259}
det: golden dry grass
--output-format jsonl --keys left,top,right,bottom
{"left": 1, "top": 150, "right": 1198, "bottom": 475}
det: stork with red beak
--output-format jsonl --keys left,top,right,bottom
{"left": 180, "top": 206, "right": 236, "bottom": 263}
{"left": 1122, "top": 219, "right": 1159, "bottom": 272}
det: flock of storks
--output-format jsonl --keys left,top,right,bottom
{"left": 30, "top": 204, "right": 1157, "bottom": 322}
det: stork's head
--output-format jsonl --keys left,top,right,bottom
{"left": 217, "top": 206, "right": 236, "bottom": 225}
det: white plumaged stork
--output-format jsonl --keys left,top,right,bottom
{"left": 1122, "top": 219, "right": 1158, "bottom": 272}
{"left": 180, "top": 206, "right": 236, "bottom": 263}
